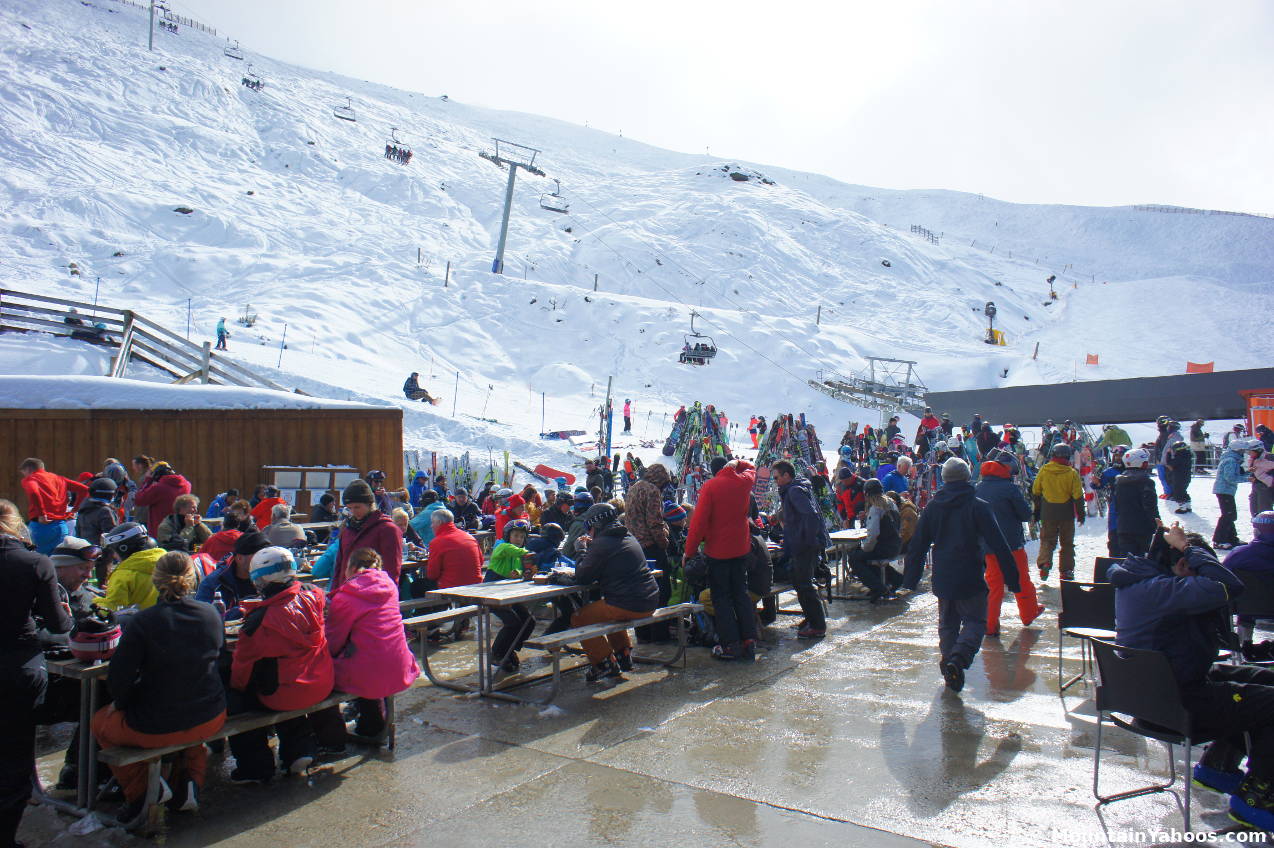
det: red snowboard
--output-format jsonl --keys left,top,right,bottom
{"left": 534, "top": 464, "right": 576, "bottom": 485}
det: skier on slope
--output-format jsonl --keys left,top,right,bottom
{"left": 623, "top": 399, "right": 632, "bottom": 434}
{"left": 215, "top": 317, "right": 230, "bottom": 351}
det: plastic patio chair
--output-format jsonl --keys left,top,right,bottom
{"left": 1058, "top": 580, "right": 1116, "bottom": 692}
{"left": 1090, "top": 639, "right": 1214, "bottom": 833}
{"left": 1092, "top": 556, "right": 1122, "bottom": 584}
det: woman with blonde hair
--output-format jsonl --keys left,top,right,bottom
{"left": 1, "top": 499, "right": 73, "bottom": 844}
{"left": 92, "top": 551, "right": 225, "bottom": 818}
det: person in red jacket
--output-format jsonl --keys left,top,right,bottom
{"left": 133, "top": 462, "right": 191, "bottom": 538}
{"left": 494, "top": 493, "right": 526, "bottom": 539}
{"left": 249, "top": 487, "right": 287, "bottom": 529}
{"left": 426, "top": 509, "right": 482, "bottom": 589}
{"left": 19, "top": 457, "right": 90, "bottom": 555}
{"left": 834, "top": 467, "right": 865, "bottom": 528}
{"left": 332, "top": 480, "right": 402, "bottom": 594}
{"left": 227, "top": 546, "right": 334, "bottom": 781}
{"left": 684, "top": 457, "right": 759, "bottom": 661}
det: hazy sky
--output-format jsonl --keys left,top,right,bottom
{"left": 174, "top": 0, "right": 1273, "bottom": 213}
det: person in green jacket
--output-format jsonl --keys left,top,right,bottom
{"left": 1096, "top": 424, "right": 1133, "bottom": 457}
{"left": 483, "top": 520, "right": 536, "bottom": 672}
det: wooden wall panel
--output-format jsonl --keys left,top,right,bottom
{"left": 0, "top": 408, "right": 402, "bottom": 508}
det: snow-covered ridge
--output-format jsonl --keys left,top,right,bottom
{"left": 0, "top": 374, "right": 378, "bottom": 410}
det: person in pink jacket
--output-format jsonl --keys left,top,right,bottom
{"left": 325, "top": 548, "right": 419, "bottom": 746}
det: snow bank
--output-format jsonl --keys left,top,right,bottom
{"left": 0, "top": 375, "right": 383, "bottom": 411}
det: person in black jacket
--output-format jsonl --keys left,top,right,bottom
{"left": 1114, "top": 448, "right": 1160, "bottom": 555}
{"left": 569, "top": 504, "right": 659, "bottom": 682}
{"left": 75, "top": 477, "right": 118, "bottom": 546}
{"left": 901, "top": 458, "right": 1018, "bottom": 692}
{"left": 0, "top": 500, "right": 73, "bottom": 846}
{"left": 92, "top": 551, "right": 226, "bottom": 817}
{"left": 450, "top": 488, "right": 482, "bottom": 531}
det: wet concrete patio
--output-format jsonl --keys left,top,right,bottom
{"left": 29, "top": 485, "right": 1259, "bottom": 847}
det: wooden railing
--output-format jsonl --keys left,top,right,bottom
{"left": 0, "top": 288, "right": 287, "bottom": 392}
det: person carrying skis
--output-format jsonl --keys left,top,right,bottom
{"left": 402, "top": 372, "right": 434, "bottom": 403}
{"left": 215, "top": 317, "right": 230, "bottom": 351}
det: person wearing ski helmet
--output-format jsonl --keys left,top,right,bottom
{"left": 227, "top": 546, "right": 333, "bottom": 780}
{"left": 1213, "top": 437, "right": 1259, "bottom": 549}
{"left": 1114, "top": 447, "right": 1160, "bottom": 556}
{"left": 570, "top": 504, "right": 659, "bottom": 682}
{"left": 1095, "top": 446, "right": 1127, "bottom": 556}
{"left": 98, "top": 522, "right": 165, "bottom": 611}
{"left": 1031, "top": 443, "right": 1084, "bottom": 582}
{"left": 564, "top": 490, "right": 594, "bottom": 557}
{"left": 481, "top": 519, "right": 537, "bottom": 672}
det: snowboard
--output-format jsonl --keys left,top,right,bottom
{"left": 540, "top": 430, "right": 586, "bottom": 440}
{"left": 534, "top": 464, "right": 576, "bottom": 486}
{"left": 513, "top": 462, "right": 551, "bottom": 484}
{"left": 662, "top": 408, "right": 688, "bottom": 456}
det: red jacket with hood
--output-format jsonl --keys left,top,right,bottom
{"left": 134, "top": 472, "right": 192, "bottom": 537}
{"left": 684, "top": 460, "right": 757, "bottom": 560}
{"left": 232, "top": 581, "right": 334, "bottom": 711}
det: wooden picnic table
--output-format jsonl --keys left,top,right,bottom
{"left": 427, "top": 571, "right": 663, "bottom": 701}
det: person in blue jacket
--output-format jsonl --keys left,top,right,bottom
{"left": 408, "top": 491, "right": 445, "bottom": 546}
{"left": 204, "top": 488, "right": 238, "bottom": 520}
{"left": 1108, "top": 523, "right": 1274, "bottom": 831}
{"left": 1214, "top": 439, "right": 1260, "bottom": 549}
{"left": 407, "top": 472, "right": 429, "bottom": 509}
{"left": 194, "top": 531, "right": 269, "bottom": 618}
{"left": 1093, "top": 448, "right": 1125, "bottom": 556}
{"left": 881, "top": 455, "right": 911, "bottom": 496}
{"left": 901, "top": 457, "right": 1018, "bottom": 693}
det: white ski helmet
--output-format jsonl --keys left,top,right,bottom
{"left": 1230, "top": 437, "right": 1263, "bottom": 453}
{"left": 1122, "top": 448, "right": 1151, "bottom": 468}
{"left": 249, "top": 546, "right": 296, "bottom": 589}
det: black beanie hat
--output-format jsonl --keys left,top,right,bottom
{"left": 233, "top": 531, "right": 271, "bottom": 557}
{"left": 710, "top": 456, "right": 728, "bottom": 475}
{"left": 343, "top": 479, "right": 376, "bottom": 506}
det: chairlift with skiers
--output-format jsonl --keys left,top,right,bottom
{"left": 240, "top": 64, "right": 263, "bottom": 91}
{"left": 385, "top": 127, "right": 412, "bottom": 164}
{"left": 678, "top": 310, "right": 717, "bottom": 365}
{"left": 333, "top": 96, "right": 357, "bottom": 122}
{"left": 539, "top": 178, "right": 569, "bottom": 213}
{"left": 223, "top": 39, "right": 243, "bottom": 60}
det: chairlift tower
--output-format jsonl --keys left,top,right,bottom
{"left": 478, "top": 138, "right": 545, "bottom": 274}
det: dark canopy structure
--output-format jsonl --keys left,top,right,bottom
{"left": 924, "top": 367, "right": 1274, "bottom": 427}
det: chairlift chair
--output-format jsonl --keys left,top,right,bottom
{"left": 539, "top": 179, "right": 569, "bottom": 213}
{"left": 241, "top": 64, "right": 263, "bottom": 91}
{"left": 224, "top": 39, "right": 243, "bottom": 60}
{"left": 678, "top": 311, "right": 718, "bottom": 366}
{"left": 333, "top": 96, "right": 356, "bottom": 122}
{"left": 385, "top": 127, "right": 412, "bottom": 164}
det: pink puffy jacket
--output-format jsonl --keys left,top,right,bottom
{"left": 325, "top": 568, "right": 419, "bottom": 699}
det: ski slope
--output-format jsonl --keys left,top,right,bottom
{"left": 1, "top": 0, "right": 1270, "bottom": 469}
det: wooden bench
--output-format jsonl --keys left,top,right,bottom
{"left": 403, "top": 605, "right": 483, "bottom": 693}
{"left": 521, "top": 603, "right": 703, "bottom": 704}
{"left": 95, "top": 689, "right": 382, "bottom": 831}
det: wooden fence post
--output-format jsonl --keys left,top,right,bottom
{"left": 200, "top": 341, "right": 211, "bottom": 384}
{"left": 110, "top": 311, "right": 136, "bottom": 378}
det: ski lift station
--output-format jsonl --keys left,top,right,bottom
{"left": 539, "top": 179, "right": 569, "bottom": 213}
{"left": 679, "top": 310, "right": 718, "bottom": 365}
{"left": 223, "top": 39, "right": 243, "bottom": 60}
{"left": 809, "top": 357, "right": 927, "bottom": 415}
{"left": 333, "top": 96, "right": 356, "bottom": 122}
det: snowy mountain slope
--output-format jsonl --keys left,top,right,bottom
{"left": 1, "top": 0, "right": 1271, "bottom": 470}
